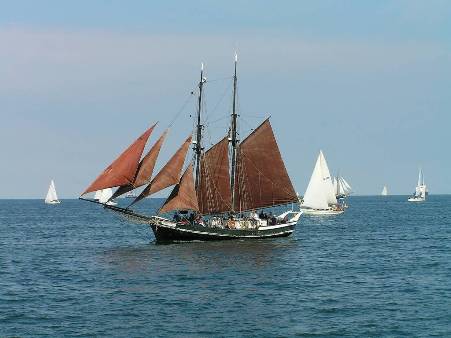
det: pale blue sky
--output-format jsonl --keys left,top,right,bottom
{"left": 0, "top": 0, "right": 450, "bottom": 198}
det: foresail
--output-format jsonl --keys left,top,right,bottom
{"left": 159, "top": 163, "right": 199, "bottom": 214}
{"left": 234, "top": 119, "right": 297, "bottom": 211}
{"left": 198, "top": 137, "right": 232, "bottom": 214}
{"left": 340, "top": 177, "right": 352, "bottom": 194}
{"left": 82, "top": 124, "right": 155, "bottom": 195}
{"left": 319, "top": 151, "right": 337, "bottom": 205}
{"left": 131, "top": 135, "right": 192, "bottom": 206}
{"left": 110, "top": 130, "right": 168, "bottom": 200}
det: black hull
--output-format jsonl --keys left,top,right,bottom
{"left": 150, "top": 222, "right": 296, "bottom": 243}
{"left": 101, "top": 204, "right": 298, "bottom": 244}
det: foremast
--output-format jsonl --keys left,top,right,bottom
{"left": 194, "top": 63, "right": 206, "bottom": 192}
{"left": 229, "top": 53, "right": 239, "bottom": 213}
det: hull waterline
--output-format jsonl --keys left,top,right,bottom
{"left": 150, "top": 221, "right": 297, "bottom": 243}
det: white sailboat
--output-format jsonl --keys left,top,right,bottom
{"left": 408, "top": 168, "right": 427, "bottom": 202}
{"left": 45, "top": 180, "right": 61, "bottom": 204}
{"left": 381, "top": 185, "right": 388, "bottom": 196}
{"left": 300, "top": 151, "right": 344, "bottom": 215}
{"left": 98, "top": 188, "right": 117, "bottom": 206}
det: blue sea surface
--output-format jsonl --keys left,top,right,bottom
{"left": 1, "top": 196, "right": 451, "bottom": 337}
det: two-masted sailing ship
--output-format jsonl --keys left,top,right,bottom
{"left": 80, "top": 57, "right": 302, "bottom": 242}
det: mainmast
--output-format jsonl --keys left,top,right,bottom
{"left": 194, "top": 63, "right": 205, "bottom": 191}
{"left": 230, "top": 53, "right": 239, "bottom": 212}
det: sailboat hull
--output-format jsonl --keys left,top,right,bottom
{"left": 301, "top": 209, "right": 344, "bottom": 215}
{"left": 45, "top": 200, "right": 61, "bottom": 205}
{"left": 150, "top": 221, "right": 297, "bottom": 243}
{"left": 103, "top": 204, "right": 300, "bottom": 243}
{"left": 408, "top": 197, "right": 425, "bottom": 202}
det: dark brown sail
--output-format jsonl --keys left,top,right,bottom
{"left": 82, "top": 125, "right": 155, "bottom": 195}
{"left": 234, "top": 119, "right": 297, "bottom": 211}
{"left": 131, "top": 135, "right": 192, "bottom": 206}
{"left": 159, "top": 163, "right": 199, "bottom": 214}
{"left": 198, "top": 137, "right": 232, "bottom": 214}
{"left": 110, "top": 130, "right": 168, "bottom": 200}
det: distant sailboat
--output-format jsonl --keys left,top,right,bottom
{"left": 333, "top": 175, "right": 352, "bottom": 199}
{"left": 381, "top": 185, "right": 388, "bottom": 196}
{"left": 124, "top": 191, "right": 137, "bottom": 198}
{"left": 408, "top": 168, "right": 427, "bottom": 202}
{"left": 97, "top": 188, "right": 117, "bottom": 205}
{"left": 45, "top": 180, "right": 61, "bottom": 204}
{"left": 300, "top": 151, "right": 344, "bottom": 215}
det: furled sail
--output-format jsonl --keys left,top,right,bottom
{"left": 159, "top": 163, "right": 199, "bottom": 214}
{"left": 110, "top": 130, "right": 168, "bottom": 200}
{"left": 302, "top": 150, "right": 337, "bottom": 209}
{"left": 82, "top": 125, "right": 155, "bottom": 195}
{"left": 131, "top": 135, "right": 192, "bottom": 205}
{"left": 234, "top": 119, "right": 298, "bottom": 211}
{"left": 198, "top": 137, "right": 232, "bottom": 214}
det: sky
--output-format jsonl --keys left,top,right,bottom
{"left": 0, "top": 0, "right": 450, "bottom": 198}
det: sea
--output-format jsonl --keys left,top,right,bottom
{"left": 1, "top": 196, "right": 450, "bottom": 337}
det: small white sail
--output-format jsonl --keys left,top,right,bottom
{"left": 99, "top": 188, "right": 113, "bottom": 204}
{"left": 45, "top": 180, "right": 60, "bottom": 204}
{"left": 97, "top": 188, "right": 117, "bottom": 205}
{"left": 381, "top": 186, "right": 388, "bottom": 196}
{"left": 302, "top": 151, "right": 337, "bottom": 209}
{"left": 94, "top": 190, "right": 102, "bottom": 201}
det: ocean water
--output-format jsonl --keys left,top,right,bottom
{"left": 1, "top": 196, "right": 451, "bottom": 337}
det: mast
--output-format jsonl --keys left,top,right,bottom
{"left": 230, "top": 53, "right": 239, "bottom": 212}
{"left": 194, "top": 63, "right": 205, "bottom": 191}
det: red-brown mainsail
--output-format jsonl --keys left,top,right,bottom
{"left": 110, "top": 130, "right": 168, "bottom": 200}
{"left": 234, "top": 119, "right": 298, "bottom": 211}
{"left": 159, "top": 163, "right": 199, "bottom": 214}
{"left": 82, "top": 124, "right": 155, "bottom": 195}
{"left": 198, "top": 137, "right": 232, "bottom": 214}
{"left": 130, "top": 135, "right": 192, "bottom": 206}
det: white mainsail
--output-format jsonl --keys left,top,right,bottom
{"left": 381, "top": 185, "right": 388, "bottom": 196}
{"left": 45, "top": 180, "right": 60, "bottom": 204}
{"left": 303, "top": 151, "right": 337, "bottom": 209}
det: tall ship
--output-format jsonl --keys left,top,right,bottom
{"left": 80, "top": 57, "right": 301, "bottom": 242}
{"left": 408, "top": 168, "right": 427, "bottom": 202}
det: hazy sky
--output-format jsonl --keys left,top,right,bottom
{"left": 1, "top": 0, "right": 450, "bottom": 198}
